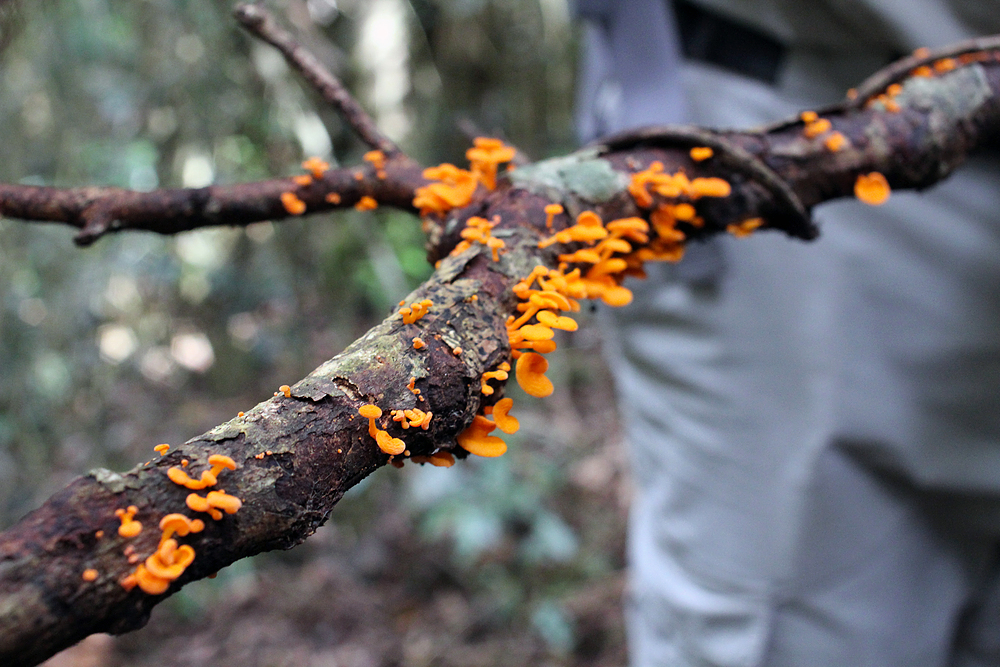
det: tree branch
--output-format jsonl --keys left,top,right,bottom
{"left": 0, "top": 158, "right": 426, "bottom": 245}
{"left": 233, "top": 3, "right": 402, "bottom": 157}
{"left": 5, "top": 31, "right": 1000, "bottom": 667}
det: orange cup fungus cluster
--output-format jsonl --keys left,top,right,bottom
{"left": 399, "top": 298, "right": 433, "bottom": 324}
{"left": 451, "top": 215, "right": 506, "bottom": 261}
{"left": 116, "top": 505, "right": 142, "bottom": 538}
{"left": 363, "top": 150, "right": 387, "bottom": 179}
{"left": 167, "top": 454, "right": 238, "bottom": 490}
{"left": 112, "top": 452, "right": 242, "bottom": 595}
{"left": 122, "top": 514, "right": 205, "bottom": 595}
{"left": 359, "top": 404, "right": 406, "bottom": 456}
{"left": 391, "top": 407, "right": 433, "bottom": 430}
{"left": 798, "top": 110, "right": 849, "bottom": 153}
{"left": 412, "top": 138, "right": 516, "bottom": 217}
{"left": 481, "top": 362, "right": 510, "bottom": 396}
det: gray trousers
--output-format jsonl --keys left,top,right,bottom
{"left": 600, "top": 54, "right": 1000, "bottom": 665}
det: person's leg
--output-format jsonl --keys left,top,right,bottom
{"left": 950, "top": 546, "right": 1000, "bottom": 667}
{"left": 764, "top": 446, "right": 980, "bottom": 667}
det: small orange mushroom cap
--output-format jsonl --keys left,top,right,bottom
{"left": 159, "top": 513, "right": 204, "bottom": 538}
{"left": 359, "top": 404, "right": 382, "bottom": 419}
{"left": 115, "top": 506, "right": 142, "bottom": 538}
{"left": 208, "top": 454, "right": 237, "bottom": 471}
{"left": 280, "top": 192, "right": 307, "bottom": 216}
{"left": 457, "top": 415, "right": 508, "bottom": 457}
{"left": 134, "top": 564, "right": 171, "bottom": 595}
{"left": 492, "top": 398, "right": 520, "bottom": 434}
{"left": 427, "top": 451, "right": 456, "bottom": 467}
{"left": 206, "top": 490, "right": 243, "bottom": 515}
{"left": 516, "top": 352, "right": 554, "bottom": 397}
{"left": 854, "top": 172, "right": 891, "bottom": 205}
{"left": 689, "top": 146, "right": 713, "bottom": 162}
{"left": 375, "top": 429, "right": 406, "bottom": 456}
{"left": 144, "top": 544, "right": 195, "bottom": 580}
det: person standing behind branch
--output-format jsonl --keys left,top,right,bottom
{"left": 575, "top": 0, "right": 1000, "bottom": 665}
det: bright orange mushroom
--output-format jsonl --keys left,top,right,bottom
{"left": 492, "top": 398, "right": 519, "bottom": 434}
{"left": 457, "top": 415, "right": 507, "bottom": 457}
{"left": 134, "top": 564, "right": 170, "bottom": 595}
{"left": 855, "top": 172, "right": 891, "bottom": 205}
{"left": 115, "top": 506, "right": 142, "bottom": 538}
{"left": 206, "top": 490, "right": 242, "bottom": 515}
{"left": 280, "top": 192, "right": 307, "bottom": 215}
{"left": 516, "top": 352, "right": 553, "bottom": 397}
{"left": 375, "top": 429, "right": 406, "bottom": 456}
{"left": 359, "top": 404, "right": 382, "bottom": 437}
{"left": 689, "top": 146, "right": 713, "bottom": 161}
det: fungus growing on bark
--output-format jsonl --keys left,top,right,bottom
{"left": 375, "top": 429, "right": 406, "bottom": 456}
{"left": 154, "top": 444, "right": 170, "bottom": 456}
{"left": 803, "top": 117, "right": 832, "bottom": 138}
{"left": 325, "top": 192, "right": 341, "bottom": 204}
{"left": 690, "top": 177, "right": 731, "bottom": 198}
{"left": 935, "top": 57, "right": 957, "bottom": 72}
{"left": 855, "top": 172, "right": 891, "bottom": 205}
{"left": 456, "top": 415, "right": 507, "bottom": 457}
{"left": 82, "top": 569, "right": 98, "bottom": 582}
{"left": 466, "top": 137, "right": 516, "bottom": 190}
{"left": 516, "top": 352, "right": 553, "bottom": 398}
{"left": 359, "top": 404, "right": 406, "bottom": 455}
{"left": 426, "top": 451, "right": 456, "bottom": 467}
{"left": 412, "top": 163, "right": 478, "bottom": 216}
{"left": 143, "top": 542, "right": 195, "bottom": 581}
{"left": 159, "top": 513, "right": 205, "bottom": 540}
{"left": 363, "top": 149, "right": 387, "bottom": 178}
{"left": 279, "top": 384, "right": 291, "bottom": 398}
{"left": 391, "top": 408, "right": 432, "bottom": 430}
{"left": 115, "top": 506, "right": 142, "bottom": 538}
{"left": 412, "top": 337, "right": 426, "bottom": 349}
{"left": 544, "top": 203, "right": 564, "bottom": 229}
{"left": 293, "top": 175, "right": 313, "bottom": 186}
{"left": 451, "top": 216, "right": 505, "bottom": 260}
{"left": 824, "top": 132, "right": 847, "bottom": 152}
{"left": 491, "top": 398, "right": 519, "bottom": 434}
{"left": 280, "top": 192, "right": 307, "bottom": 215}
{"left": 302, "top": 157, "right": 330, "bottom": 178}
{"left": 167, "top": 454, "right": 237, "bottom": 490}
{"left": 727, "top": 218, "right": 765, "bottom": 237}
{"left": 689, "top": 146, "right": 713, "bottom": 161}
{"left": 481, "top": 362, "right": 511, "bottom": 395}
{"left": 399, "top": 299, "right": 433, "bottom": 324}
{"left": 355, "top": 196, "right": 378, "bottom": 211}
{"left": 359, "top": 404, "right": 382, "bottom": 437}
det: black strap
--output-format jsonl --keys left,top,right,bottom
{"left": 673, "top": 0, "right": 786, "bottom": 84}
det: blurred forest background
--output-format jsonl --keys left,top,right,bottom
{"left": 0, "top": 1, "right": 632, "bottom": 665}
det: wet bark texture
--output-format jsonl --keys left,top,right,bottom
{"left": 2, "top": 31, "right": 1000, "bottom": 667}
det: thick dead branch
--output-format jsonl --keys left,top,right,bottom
{"left": 5, "top": 29, "right": 1000, "bottom": 667}
{"left": 0, "top": 159, "right": 425, "bottom": 245}
{"left": 234, "top": 3, "right": 401, "bottom": 157}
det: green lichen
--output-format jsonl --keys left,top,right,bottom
{"left": 507, "top": 148, "right": 628, "bottom": 203}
